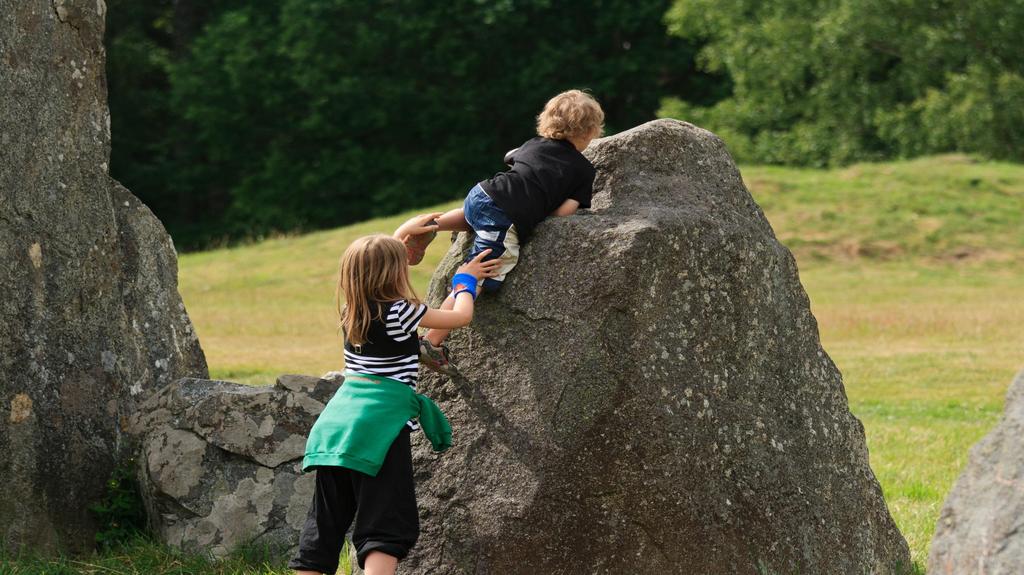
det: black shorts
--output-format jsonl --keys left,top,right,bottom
{"left": 288, "top": 428, "right": 419, "bottom": 573}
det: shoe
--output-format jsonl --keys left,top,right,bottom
{"left": 404, "top": 225, "right": 438, "bottom": 266}
{"left": 419, "top": 337, "right": 459, "bottom": 376}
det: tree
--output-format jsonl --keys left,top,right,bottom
{"left": 108, "top": 0, "right": 722, "bottom": 247}
{"left": 106, "top": 0, "right": 250, "bottom": 244}
{"left": 662, "top": 0, "right": 1024, "bottom": 165}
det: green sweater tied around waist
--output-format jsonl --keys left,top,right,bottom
{"left": 302, "top": 373, "right": 452, "bottom": 476}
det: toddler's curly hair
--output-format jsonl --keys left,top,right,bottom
{"left": 536, "top": 89, "right": 605, "bottom": 141}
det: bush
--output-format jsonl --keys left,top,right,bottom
{"left": 88, "top": 459, "right": 147, "bottom": 549}
{"left": 662, "top": 0, "right": 1024, "bottom": 165}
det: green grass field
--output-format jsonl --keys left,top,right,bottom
{"left": 6, "top": 155, "right": 1022, "bottom": 572}
{"left": 0, "top": 539, "right": 289, "bottom": 575}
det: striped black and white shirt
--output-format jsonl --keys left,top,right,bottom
{"left": 343, "top": 300, "right": 428, "bottom": 387}
{"left": 344, "top": 300, "right": 428, "bottom": 430}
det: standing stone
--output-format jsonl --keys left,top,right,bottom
{"left": 0, "top": 0, "right": 207, "bottom": 552}
{"left": 405, "top": 119, "right": 910, "bottom": 574}
{"left": 929, "top": 370, "right": 1024, "bottom": 574}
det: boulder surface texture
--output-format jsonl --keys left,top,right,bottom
{"left": 405, "top": 119, "right": 910, "bottom": 574}
{"left": 1, "top": 0, "right": 207, "bottom": 552}
{"left": 929, "top": 370, "right": 1024, "bottom": 574}
{"left": 130, "top": 375, "right": 339, "bottom": 558}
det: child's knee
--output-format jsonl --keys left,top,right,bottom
{"left": 356, "top": 539, "right": 417, "bottom": 570}
{"left": 360, "top": 549, "right": 400, "bottom": 573}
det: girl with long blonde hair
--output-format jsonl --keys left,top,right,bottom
{"left": 290, "top": 231, "right": 498, "bottom": 575}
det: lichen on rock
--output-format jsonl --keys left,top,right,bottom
{"left": 130, "top": 375, "right": 339, "bottom": 557}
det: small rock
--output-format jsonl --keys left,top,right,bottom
{"left": 928, "top": 370, "right": 1024, "bottom": 573}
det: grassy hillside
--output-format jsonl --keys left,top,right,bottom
{"left": 745, "top": 155, "right": 1024, "bottom": 262}
{"left": 180, "top": 155, "right": 1024, "bottom": 385}
{"left": 8, "top": 156, "right": 1019, "bottom": 572}
{"left": 176, "top": 199, "right": 462, "bottom": 384}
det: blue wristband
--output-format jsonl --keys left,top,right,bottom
{"left": 451, "top": 273, "right": 478, "bottom": 300}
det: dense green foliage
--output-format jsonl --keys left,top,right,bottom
{"left": 661, "top": 0, "right": 1024, "bottom": 166}
{"left": 88, "top": 460, "right": 147, "bottom": 549}
{"left": 106, "top": 0, "right": 718, "bottom": 249}
{"left": 107, "top": 1, "right": 1022, "bottom": 246}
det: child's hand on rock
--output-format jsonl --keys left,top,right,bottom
{"left": 458, "top": 249, "right": 501, "bottom": 279}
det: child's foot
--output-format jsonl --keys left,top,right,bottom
{"left": 404, "top": 227, "right": 438, "bottom": 265}
{"left": 419, "top": 337, "right": 459, "bottom": 376}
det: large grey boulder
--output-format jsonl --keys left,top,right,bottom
{"left": 405, "top": 119, "right": 910, "bottom": 574}
{"left": 129, "top": 375, "right": 339, "bottom": 558}
{"left": 929, "top": 370, "right": 1024, "bottom": 574}
{"left": 0, "top": 0, "right": 207, "bottom": 552}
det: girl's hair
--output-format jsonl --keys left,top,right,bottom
{"left": 536, "top": 89, "right": 605, "bottom": 141}
{"left": 337, "top": 234, "right": 420, "bottom": 346}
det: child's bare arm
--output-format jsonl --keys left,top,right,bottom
{"left": 435, "top": 208, "right": 472, "bottom": 232}
{"left": 393, "top": 212, "right": 442, "bottom": 241}
{"left": 394, "top": 209, "right": 471, "bottom": 239}
{"left": 420, "top": 292, "right": 476, "bottom": 329}
{"left": 551, "top": 198, "right": 580, "bottom": 217}
{"left": 419, "top": 250, "right": 500, "bottom": 329}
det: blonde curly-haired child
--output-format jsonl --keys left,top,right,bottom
{"left": 397, "top": 89, "right": 605, "bottom": 375}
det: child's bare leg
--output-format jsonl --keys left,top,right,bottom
{"left": 435, "top": 208, "right": 471, "bottom": 233}
{"left": 363, "top": 551, "right": 398, "bottom": 575}
{"left": 425, "top": 294, "right": 457, "bottom": 346}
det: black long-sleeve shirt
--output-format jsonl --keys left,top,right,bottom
{"left": 480, "top": 137, "right": 595, "bottom": 240}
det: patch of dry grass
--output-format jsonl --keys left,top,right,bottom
{"left": 799, "top": 262, "right": 1023, "bottom": 565}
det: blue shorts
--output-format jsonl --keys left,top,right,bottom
{"left": 463, "top": 184, "right": 520, "bottom": 292}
